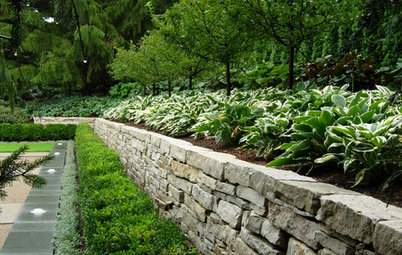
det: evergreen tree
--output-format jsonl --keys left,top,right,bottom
{"left": 0, "top": 145, "right": 52, "bottom": 199}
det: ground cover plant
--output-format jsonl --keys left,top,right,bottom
{"left": 0, "top": 123, "right": 76, "bottom": 141}
{"left": 53, "top": 141, "right": 81, "bottom": 255}
{"left": 0, "top": 142, "right": 54, "bottom": 152}
{"left": 24, "top": 96, "right": 121, "bottom": 119}
{"left": 75, "top": 123, "right": 195, "bottom": 254}
{"left": 105, "top": 85, "right": 402, "bottom": 188}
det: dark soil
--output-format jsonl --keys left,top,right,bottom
{"left": 124, "top": 122, "right": 402, "bottom": 207}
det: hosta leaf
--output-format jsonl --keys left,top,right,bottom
{"left": 331, "top": 126, "right": 356, "bottom": 137}
{"left": 320, "top": 110, "right": 334, "bottom": 126}
{"left": 291, "top": 116, "right": 310, "bottom": 122}
{"left": 314, "top": 154, "right": 338, "bottom": 164}
{"left": 361, "top": 111, "right": 375, "bottom": 123}
{"left": 293, "top": 124, "right": 312, "bottom": 132}
{"left": 267, "top": 156, "right": 292, "bottom": 167}
{"left": 289, "top": 140, "right": 312, "bottom": 152}
{"left": 331, "top": 94, "right": 346, "bottom": 107}
{"left": 343, "top": 159, "right": 357, "bottom": 172}
{"left": 347, "top": 105, "right": 360, "bottom": 116}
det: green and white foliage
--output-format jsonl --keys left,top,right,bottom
{"left": 105, "top": 85, "right": 401, "bottom": 186}
{"left": 53, "top": 141, "right": 81, "bottom": 255}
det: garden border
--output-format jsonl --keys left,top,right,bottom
{"left": 35, "top": 117, "right": 402, "bottom": 255}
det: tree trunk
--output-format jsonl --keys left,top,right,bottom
{"left": 168, "top": 80, "right": 172, "bottom": 97}
{"left": 288, "top": 46, "right": 295, "bottom": 89}
{"left": 189, "top": 74, "right": 193, "bottom": 90}
{"left": 226, "top": 61, "right": 231, "bottom": 96}
{"left": 152, "top": 83, "right": 156, "bottom": 96}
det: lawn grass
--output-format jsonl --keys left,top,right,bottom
{"left": 0, "top": 142, "right": 55, "bottom": 152}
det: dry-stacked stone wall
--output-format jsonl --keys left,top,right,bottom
{"left": 36, "top": 117, "right": 402, "bottom": 255}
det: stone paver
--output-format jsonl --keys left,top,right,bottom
{"left": 0, "top": 142, "right": 66, "bottom": 255}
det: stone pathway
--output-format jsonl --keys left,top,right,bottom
{"left": 0, "top": 143, "right": 67, "bottom": 255}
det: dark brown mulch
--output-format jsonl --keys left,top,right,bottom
{"left": 124, "top": 122, "right": 402, "bottom": 207}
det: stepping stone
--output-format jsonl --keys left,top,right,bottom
{"left": 14, "top": 203, "right": 58, "bottom": 223}
{"left": 0, "top": 231, "right": 53, "bottom": 254}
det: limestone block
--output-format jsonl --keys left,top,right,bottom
{"left": 187, "top": 230, "right": 203, "bottom": 252}
{"left": 216, "top": 181, "right": 236, "bottom": 195}
{"left": 184, "top": 194, "right": 207, "bottom": 222}
{"left": 169, "top": 184, "right": 184, "bottom": 203}
{"left": 128, "top": 126, "right": 150, "bottom": 143}
{"left": 174, "top": 176, "right": 193, "bottom": 194}
{"left": 149, "top": 132, "right": 164, "bottom": 147}
{"left": 230, "top": 237, "right": 259, "bottom": 255}
{"left": 192, "top": 185, "right": 215, "bottom": 210}
{"left": 217, "top": 200, "right": 243, "bottom": 229}
{"left": 170, "top": 141, "right": 193, "bottom": 163}
{"left": 171, "top": 160, "right": 199, "bottom": 182}
{"left": 187, "top": 149, "right": 235, "bottom": 180}
{"left": 182, "top": 206, "right": 200, "bottom": 232}
{"left": 240, "top": 228, "right": 284, "bottom": 255}
{"left": 268, "top": 202, "right": 326, "bottom": 249}
{"left": 198, "top": 172, "right": 218, "bottom": 190}
{"left": 317, "top": 195, "right": 402, "bottom": 244}
{"left": 275, "top": 181, "right": 358, "bottom": 215}
{"left": 225, "top": 159, "right": 256, "bottom": 187}
{"left": 314, "top": 231, "right": 354, "bottom": 255}
{"left": 373, "top": 220, "right": 402, "bottom": 255}
{"left": 237, "top": 186, "right": 266, "bottom": 208}
{"left": 160, "top": 138, "right": 171, "bottom": 155}
{"left": 261, "top": 219, "right": 288, "bottom": 248}
{"left": 287, "top": 238, "right": 317, "bottom": 255}
{"left": 318, "top": 249, "right": 339, "bottom": 255}
{"left": 245, "top": 212, "right": 264, "bottom": 234}
{"left": 158, "top": 155, "right": 172, "bottom": 171}
{"left": 249, "top": 165, "right": 315, "bottom": 201}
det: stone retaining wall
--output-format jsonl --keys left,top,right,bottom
{"left": 39, "top": 117, "right": 402, "bottom": 255}
{"left": 33, "top": 117, "right": 96, "bottom": 128}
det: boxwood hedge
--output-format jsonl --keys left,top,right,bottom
{"left": 75, "top": 123, "right": 195, "bottom": 255}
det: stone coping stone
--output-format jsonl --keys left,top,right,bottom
{"left": 317, "top": 194, "right": 402, "bottom": 245}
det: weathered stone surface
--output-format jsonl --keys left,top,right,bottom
{"left": 237, "top": 186, "right": 266, "bottom": 208}
{"left": 170, "top": 140, "right": 193, "bottom": 163}
{"left": 169, "top": 184, "right": 184, "bottom": 203}
{"left": 230, "top": 237, "right": 259, "bottom": 255}
{"left": 216, "top": 181, "right": 236, "bottom": 195}
{"left": 240, "top": 228, "right": 284, "bottom": 255}
{"left": 318, "top": 249, "right": 339, "bottom": 255}
{"left": 268, "top": 202, "right": 326, "bottom": 249}
{"left": 187, "top": 150, "right": 234, "bottom": 180}
{"left": 287, "top": 238, "right": 317, "bottom": 255}
{"left": 192, "top": 185, "right": 215, "bottom": 210}
{"left": 205, "top": 218, "right": 238, "bottom": 245}
{"left": 373, "top": 220, "right": 402, "bottom": 255}
{"left": 197, "top": 172, "right": 217, "bottom": 190}
{"left": 181, "top": 207, "right": 199, "bottom": 232}
{"left": 249, "top": 165, "right": 315, "bottom": 197}
{"left": 275, "top": 181, "right": 358, "bottom": 215}
{"left": 171, "top": 160, "right": 199, "bottom": 182}
{"left": 261, "top": 219, "right": 288, "bottom": 248}
{"left": 314, "top": 231, "right": 354, "bottom": 255}
{"left": 174, "top": 176, "right": 193, "bottom": 194}
{"left": 225, "top": 159, "right": 255, "bottom": 187}
{"left": 317, "top": 195, "right": 402, "bottom": 244}
{"left": 245, "top": 212, "right": 263, "bottom": 234}
{"left": 217, "top": 200, "right": 243, "bottom": 229}
{"left": 184, "top": 194, "right": 207, "bottom": 222}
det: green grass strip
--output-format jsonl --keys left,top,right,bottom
{"left": 0, "top": 142, "right": 55, "bottom": 152}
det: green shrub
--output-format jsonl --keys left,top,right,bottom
{"left": 0, "top": 105, "right": 29, "bottom": 124}
{"left": 75, "top": 124, "right": 195, "bottom": 255}
{"left": 0, "top": 123, "right": 76, "bottom": 141}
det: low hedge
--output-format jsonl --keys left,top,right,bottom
{"left": 75, "top": 123, "right": 195, "bottom": 255}
{"left": 0, "top": 123, "right": 76, "bottom": 141}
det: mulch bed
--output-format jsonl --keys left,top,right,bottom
{"left": 124, "top": 122, "right": 402, "bottom": 207}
